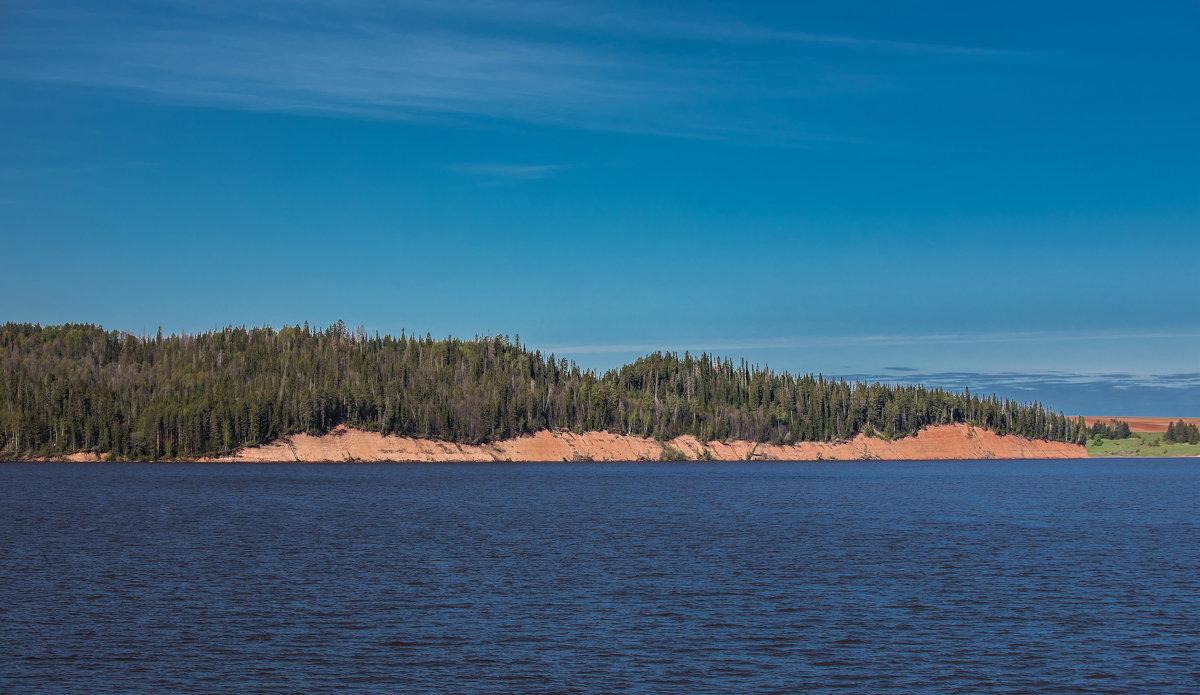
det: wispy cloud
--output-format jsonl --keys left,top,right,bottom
{"left": 443, "top": 163, "right": 572, "bottom": 180}
{"left": 843, "top": 370, "right": 1200, "bottom": 391}
{"left": 0, "top": 0, "right": 1037, "bottom": 141}
{"left": 542, "top": 330, "right": 1200, "bottom": 355}
{"left": 369, "top": 1, "right": 1035, "bottom": 57}
{"left": 836, "top": 370, "right": 1200, "bottom": 417}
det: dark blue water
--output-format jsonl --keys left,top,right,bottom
{"left": 2, "top": 460, "right": 1199, "bottom": 694}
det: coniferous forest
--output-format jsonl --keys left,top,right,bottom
{"left": 0, "top": 322, "right": 1092, "bottom": 460}
{"left": 1086, "top": 418, "right": 1132, "bottom": 440}
{"left": 1163, "top": 420, "right": 1200, "bottom": 444}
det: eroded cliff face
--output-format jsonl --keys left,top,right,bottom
{"left": 202, "top": 423, "right": 1085, "bottom": 462}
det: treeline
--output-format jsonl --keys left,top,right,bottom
{"left": 1088, "top": 419, "right": 1132, "bottom": 440}
{"left": 1, "top": 322, "right": 1092, "bottom": 459}
{"left": 1164, "top": 420, "right": 1200, "bottom": 444}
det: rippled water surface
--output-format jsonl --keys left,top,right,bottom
{"left": 3, "top": 460, "right": 1199, "bottom": 693}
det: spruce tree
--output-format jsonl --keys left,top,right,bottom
{"left": 0, "top": 322, "right": 1092, "bottom": 459}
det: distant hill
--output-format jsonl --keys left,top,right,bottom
{"left": 2, "top": 322, "right": 1089, "bottom": 460}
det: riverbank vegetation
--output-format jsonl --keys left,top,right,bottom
{"left": 1086, "top": 431, "right": 1200, "bottom": 457}
{"left": 2, "top": 322, "right": 1091, "bottom": 460}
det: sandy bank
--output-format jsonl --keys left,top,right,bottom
{"left": 199, "top": 423, "right": 1084, "bottom": 462}
{"left": 1082, "top": 416, "right": 1200, "bottom": 433}
{"left": 62, "top": 451, "right": 104, "bottom": 462}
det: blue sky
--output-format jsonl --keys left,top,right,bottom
{"left": 1, "top": 0, "right": 1197, "bottom": 415}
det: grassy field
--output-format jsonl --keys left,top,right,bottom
{"left": 1087, "top": 431, "right": 1200, "bottom": 457}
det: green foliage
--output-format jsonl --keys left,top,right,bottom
{"left": 1086, "top": 430, "right": 1200, "bottom": 457}
{"left": 1088, "top": 418, "right": 1132, "bottom": 440}
{"left": 0, "top": 322, "right": 1089, "bottom": 459}
{"left": 658, "top": 443, "right": 688, "bottom": 462}
{"left": 1163, "top": 420, "right": 1200, "bottom": 444}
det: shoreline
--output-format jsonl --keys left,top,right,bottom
{"left": 27, "top": 423, "right": 1086, "bottom": 463}
{"left": 28, "top": 456, "right": 1200, "bottom": 462}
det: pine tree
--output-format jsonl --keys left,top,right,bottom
{"left": 0, "top": 322, "right": 1091, "bottom": 459}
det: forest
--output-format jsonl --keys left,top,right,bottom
{"left": 1163, "top": 420, "right": 1200, "bottom": 444}
{"left": 1086, "top": 418, "right": 1132, "bottom": 440}
{"left": 1, "top": 322, "right": 1094, "bottom": 459}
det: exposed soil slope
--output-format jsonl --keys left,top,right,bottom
{"left": 1082, "top": 416, "right": 1200, "bottom": 433}
{"left": 203, "top": 424, "right": 1084, "bottom": 462}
